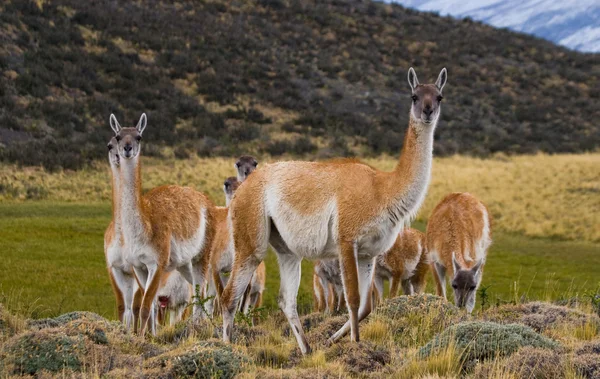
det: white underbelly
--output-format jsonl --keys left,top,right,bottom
{"left": 357, "top": 219, "right": 402, "bottom": 259}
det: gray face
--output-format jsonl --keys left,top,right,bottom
{"left": 110, "top": 113, "right": 147, "bottom": 160}
{"left": 107, "top": 137, "right": 120, "bottom": 167}
{"left": 235, "top": 155, "right": 258, "bottom": 182}
{"left": 407, "top": 68, "right": 447, "bottom": 125}
{"left": 451, "top": 257, "right": 482, "bottom": 314}
{"left": 223, "top": 176, "right": 240, "bottom": 206}
{"left": 452, "top": 269, "right": 478, "bottom": 312}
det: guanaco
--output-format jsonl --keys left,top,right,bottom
{"left": 235, "top": 155, "right": 258, "bottom": 182}
{"left": 426, "top": 192, "right": 491, "bottom": 313}
{"left": 372, "top": 228, "right": 428, "bottom": 304}
{"left": 104, "top": 137, "right": 142, "bottom": 332}
{"left": 313, "top": 260, "right": 345, "bottom": 313}
{"left": 221, "top": 67, "right": 447, "bottom": 354}
{"left": 209, "top": 168, "right": 266, "bottom": 317}
{"left": 156, "top": 271, "right": 192, "bottom": 326}
{"left": 110, "top": 113, "right": 216, "bottom": 336}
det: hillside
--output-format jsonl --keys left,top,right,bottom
{"left": 0, "top": 0, "right": 599, "bottom": 170}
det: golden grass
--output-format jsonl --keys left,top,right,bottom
{"left": 1, "top": 153, "right": 599, "bottom": 241}
{"left": 393, "top": 342, "right": 462, "bottom": 379}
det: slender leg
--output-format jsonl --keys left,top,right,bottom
{"left": 222, "top": 256, "right": 259, "bottom": 343}
{"left": 133, "top": 266, "right": 148, "bottom": 335}
{"left": 330, "top": 255, "right": 376, "bottom": 343}
{"left": 372, "top": 275, "right": 384, "bottom": 304}
{"left": 205, "top": 271, "right": 217, "bottom": 317}
{"left": 139, "top": 263, "right": 162, "bottom": 336}
{"left": 432, "top": 262, "right": 447, "bottom": 299}
{"left": 277, "top": 253, "right": 311, "bottom": 355}
{"left": 191, "top": 252, "right": 211, "bottom": 318}
{"left": 107, "top": 268, "right": 125, "bottom": 323}
{"left": 389, "top": 274, "right": 402, "bottom": 298}
{"left": 401, "top": 279, "right": 414, "bottom": 295}
{"left": 335, "top": 286, "right": 344, "bottom": 312}
{"left": 241, "top": 282, "right": 252, "bottom": 315}
{"left": 132, "top": 285, "right": 143, "bottom": 334}
{"left": 321, "top": 278, "right": 331, "bottom": 313}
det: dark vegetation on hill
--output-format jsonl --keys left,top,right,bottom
{"left": 0, "top": 0, "right": 598, "bottom": 170}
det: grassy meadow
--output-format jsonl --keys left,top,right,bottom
{"left": 0, "top": 153, "right": 599, "bottom": 319}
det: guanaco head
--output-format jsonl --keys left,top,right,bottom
{"left": 235, "top": 155, "right": 258, "bottom": 182}
{"left": 107, "top": 137, "right": 120, "bottom": 168}
{"left": 223, "top": 176, "right": 241, "bottom": 206}
{"left": 451, "top": 252, "right": 483, "bottom": 314}
{"left": 110, "top": 113, "right": 147, "bottom": 160}
{"left": 407, "top": 67, "right": 447, "bottom": 125}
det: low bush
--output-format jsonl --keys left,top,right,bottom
{"left": 419, "top": 321, "right": 559, "bottom": 371}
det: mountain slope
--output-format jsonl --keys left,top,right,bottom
{"left": 0, "top": 0, "right": 598, "bottom": 170}
{"left": 393, "top": 0, "right": 600, "bottom": 53}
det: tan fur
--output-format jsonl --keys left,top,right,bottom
{"left": 426, "top": 192, "right": 492, "bottom": 303}
{"left": 372, "top": 228, "right": 428, "bottom": 304}
{"left": 223, "top": 69, "right": 447, "bottom": 353}
{"left": 113, "top": 116, "right": 217, "bottom": 336}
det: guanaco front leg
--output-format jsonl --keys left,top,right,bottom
{"left": 222, "top": 256, "right": 259, "bottom": 343}
{"left": 431, "top": 261, "right": 447, "bottom": 299}
{"left": 139, "top": 263, "right": 163, "bottom": 336}
{"left": 330, "top": 255, "right": 376, "bottom": 343}
{"left": 389, "top": 274, "right": 402, "bottom": 298}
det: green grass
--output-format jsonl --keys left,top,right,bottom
{"left": 1, "top": 202, "right": 599, "bottom": 319}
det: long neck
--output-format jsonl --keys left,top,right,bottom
{"left": 119, "top": 155, "right": 148, "bottom": 239}
{"left": 110, "top": 164, "right": 121, "bottom": 232}
{"left": 383, "top": 115, "right": 435, "bottom": 222}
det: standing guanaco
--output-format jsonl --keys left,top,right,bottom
{"left": 110, "top": 113, "right": 216, "bottom": 336}
{"left": 104, "top": 137, "right": 142, "bottom": 332}
{"left": 426, "top": 192, "right": 491, "bottom": 313}
{"left": 372, "top": 228, "right": 428, "bottom": 305}
{"left": 221, "top": 67, "right": 447, "bottom": 354}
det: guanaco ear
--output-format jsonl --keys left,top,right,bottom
{"left": 435, "top": 68, "right": 447, "bottom": 92}
{"left": 452, "top": 252, "right": 461, "bottom": 273}
{"left": 136, "top": 113, "right": 147, "bottom": 135}
{"left": 407, "top": 67, "right": 419, "bottom": 93}
{"left": 471, "top": 259, "right": 483, "bottom": 277}
{"left": 109, "top": 114, "right": 121, "bottom": 134}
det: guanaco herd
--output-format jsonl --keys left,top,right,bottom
{"left": 104, "top": 68, "right": 492, "bottom": 354}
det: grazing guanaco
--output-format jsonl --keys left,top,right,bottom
{"left": 426, "top": 192, "right": 492, "bottom": 313}
{"left": 156, "top": 271, "right": 192, "bottom": 326}
{"left": 372, "top": 228, "right": 428, "bottom": 304}
{"left": 104, "top": 137, "right": 141, "bottom": 331}
{"left": 221, "top": 67, "right": 448, "bottom": 354}
{"left": 313, "top": 260, "right": 345, "bottom": 313}
{"left": 110, "top": 113, "right": 216, "bottom": 336}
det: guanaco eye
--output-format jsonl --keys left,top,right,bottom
{"left": 115, "top": 135, "right": 122, "bottom": 141}
{"left": 107, "top": 144, "right": 113, "bottom": 150}
{"left": 470, "top": 286, "right": 476, "bottom": 291}
{"left": 452, "top": 284, "right": 458, "bottom": 289}
{"left": 135, "top": 135, "right": 142, "bottom": 141}
{"left": 412, "top": 95, "right": 418, "bottom": 102}
{"left": 437, "top": 95, "right": 444, "bottom": 102}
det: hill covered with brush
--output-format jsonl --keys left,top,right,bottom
{"left": 0, "top": 0, "right": 598, "bottom": 169}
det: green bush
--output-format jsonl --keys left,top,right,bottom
{"left": 2, "top": 330, "right": 84, "bottom": 375}
{"left": 419, "top": 321, "right": 559, "bottom": 370}
{"left": 163, "top": 341, "right": 248, "bottom": 379}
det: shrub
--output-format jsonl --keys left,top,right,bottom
{"left": 2, "top": 330, "right": 83, "bottom": 375}
{"left": 419, "top": 321, "right": 559, "bottom": 370}
{"left": 325, "top": 340, "right": 390, "bottom": 375}
{"left": 147, "top": 340, "right": 248, "bottom": 379}
{"left": 505, "top": 347, "right": 566, "bottom": 379}
{"left": 484, "top": 302, "right": 600, "bottom": 333}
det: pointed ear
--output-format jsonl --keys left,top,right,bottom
{"left": 136, "top": 113, "right": 147, "bottom": 135}
{"left": 452, "top": 252, "right": 461, "bottom": 273}
{"left": 109, "top": 114, "right": 121, "bottom": 134}
{"left": 435, "top": 68, "right": 447, "bottom": 92}
{"left": 471, "top": 259, "right": 483, "bottom": 277}
{"left": 407, "top": 67, "right": 419, "bottom": 92}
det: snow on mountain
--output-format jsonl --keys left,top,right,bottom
{"left": 388, "top": 0, "right": 600, "bottom": 53}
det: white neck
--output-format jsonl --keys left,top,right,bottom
{"left": 387, "top": 115, "right": 436, "bottom": 224}
{"left": 119, "top": 155, "right": 147, "bottom": 242}
{"left": 110, "top": 163, "right": 121, "bottom": 233}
